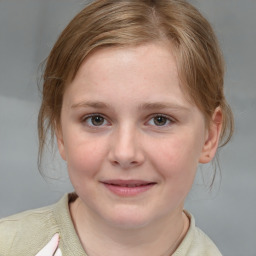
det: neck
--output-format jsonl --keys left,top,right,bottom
{"left": 70, "top": 198, "right": 189, "bottom": 256}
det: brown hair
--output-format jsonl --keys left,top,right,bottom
{"left": 38, "top": 0, "right": 234, "bottom": 169}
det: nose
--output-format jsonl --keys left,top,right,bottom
{"left": 108, "top": 125, "right": 145, "bottom": 169}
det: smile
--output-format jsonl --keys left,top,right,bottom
{"left": 101, "top": 180, "right": 156, "bottom": 197}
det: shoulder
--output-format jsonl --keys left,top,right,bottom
{"left": 0, "top": 196, "right": 67, "bottom": 256}
{"left": 173, "top": 211, "right": 222, "bottom": 256}
{"left": 191, "top": 226, "right": 222, "bottom": 255}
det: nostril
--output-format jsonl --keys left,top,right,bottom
{"left": 108, "top": 143, "right": 145, "bottom": 168}
{"left": 112, "top": 160, "right": 119, "bottom": 166}
{"left": 110, "top": 159, "right": 140, "bottom": 168}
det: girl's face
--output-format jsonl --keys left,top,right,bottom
{"left": 57, "top": 43, "right": 219, "bottom": 228}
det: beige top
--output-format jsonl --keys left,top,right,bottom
{"left": 0, "top": 194, "right": 222, "bottom": 256}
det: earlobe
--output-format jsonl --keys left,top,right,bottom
{"left": 199, "top": 107, "right": 222, "bottom": 164}
{"left": 55, "top": 126, "right": 67, "bottom": 161}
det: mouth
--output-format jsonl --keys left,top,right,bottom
{"left": 101, "top": 180, "right": 156, "bottom": 197}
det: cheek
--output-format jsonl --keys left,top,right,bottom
{"left": 65, "top": 137, "right": 107, "bottom": 180}
{"left": 147, "top": 135, "right": 202, "bottom": 180}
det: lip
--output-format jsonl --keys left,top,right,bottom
{"left": 101, "top": 180, "right": 156, "bottom": 197}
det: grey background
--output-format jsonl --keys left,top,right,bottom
{"left": 0, "top": 0, "right": 255, "bottom": 255}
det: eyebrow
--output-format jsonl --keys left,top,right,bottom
{"left": 138, "top": 102, "right": 190, "bottom": 112}
{"left": 71, "top": 100, "right": 190, "bottom": 112}
{"left": 71, "top": 101, "right": 110, "bottom": 109}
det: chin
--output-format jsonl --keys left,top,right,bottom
{"left": 103, "top": 206, "right": 155, "bottom": 229}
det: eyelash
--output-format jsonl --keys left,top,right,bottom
{"left": 81, "top": 113, "right": 175, "bottom": 128}
{"left": 147, "top": 114, "right": 174, "bottom": 127}
{"left": 82, "top": 114, "right": 110, "bottom": 127}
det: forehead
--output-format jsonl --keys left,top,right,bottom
{"left": 63, "top": 43, "right": 193, "bottom": 108}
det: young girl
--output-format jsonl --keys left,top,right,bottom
{"left": 0, "top": 0, "right": 233, "bottom": 255}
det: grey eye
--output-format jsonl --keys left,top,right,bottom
{"left": 90, "top": 116, "right": 105, "bottom": 126}
{"left": 153, "top": 116, "right": 168, "bottom": 126}
{"left": 147, "top": 115, "right": 172, "bottom": 127}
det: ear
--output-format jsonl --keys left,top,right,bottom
{"left": 199, "top": 107, "right": 222, "bottom": 164}
{"left": 55, "top": 125, "right": 67, "bottom": 161}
